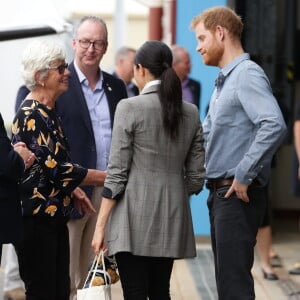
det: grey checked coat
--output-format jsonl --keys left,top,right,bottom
{"left": 104, "top": 84, "right": 205, "bottom": 258}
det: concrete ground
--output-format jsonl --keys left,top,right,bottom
{"left": 1, "top": 215, "right": 300, "bottom": 299}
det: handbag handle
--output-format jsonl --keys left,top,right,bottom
{"left": 83, "top": 251, "right": 110, "bottom": 288}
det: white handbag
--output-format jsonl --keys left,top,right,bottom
{"left": 77, "top": 252, "right": 112, "bottom": 300}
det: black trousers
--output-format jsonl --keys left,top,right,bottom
{"left": 15, "top": 216, "right": 70, "bottom": 300}
{"left": 115, "top": 252, "right": 174, "bottom": 300}
{"left": 207, "top": 186, "right": 266, "bottom": 300}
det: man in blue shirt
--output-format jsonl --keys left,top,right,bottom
{"left": 191, "top": 6, "right": 287, "bottom": 300}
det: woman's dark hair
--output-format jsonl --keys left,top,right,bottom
{"left": 134, "top": 40, "right": 183, "bottom": 139}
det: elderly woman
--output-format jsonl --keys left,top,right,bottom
{"left": 11, "top": 40, "right": 106, "bottom": 300}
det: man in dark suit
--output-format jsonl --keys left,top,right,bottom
{"left": 171, "top": 45, "right": 201, "bottom": 110}
{"left": 113, "top": 46, "right": 139, "bottom": 97}
{"left": 57, "top": 16, "right": 127, "bottom": 299}
{"left": 13, "top": 16, "right": 128, "bottom": 300}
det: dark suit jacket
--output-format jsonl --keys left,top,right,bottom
{"left": 0, "top": 113, "right": 24, "bottom": 244}
{"left": 112, "top": 72, "right": 139, "bottom": 97}
{"left": 55, "top": 62, "right": 128, "bottom": 198}
{"left": 186, "top": 77, "right": 201, "bottom": 110}
{"left": 128, "top": 83, "right": 139, "bottom": 97}
{"left": 15, "top": 86, "right": 30, "bottom": 113}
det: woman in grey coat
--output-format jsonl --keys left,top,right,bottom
{"left": 92, "top": 40, "right": 205, "bottom": 299}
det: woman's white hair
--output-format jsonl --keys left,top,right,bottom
{"left": 21, "top": 39, "right": 66, "bottom": 91}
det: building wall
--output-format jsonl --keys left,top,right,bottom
{"left": 176, "top": 0, "right": 226, "bottom": 235}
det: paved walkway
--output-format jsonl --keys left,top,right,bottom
{"left": 105, "top": 228, "right": 300, "bottom": 300}
{"left": 1, "top": 224, "right": 300, "bottom": 299}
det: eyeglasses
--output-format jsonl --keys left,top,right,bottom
{"left": 78, "top": 39, "right": 106, "bottom": 51}
{"left": 46, "top": 63, "right": 68, "bottom": 75}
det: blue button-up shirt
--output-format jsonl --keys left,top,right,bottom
{"left": 203, "top": 53, "right": 287, "bottom": 185}
{"left": 75, "top": 63, "right": 111, "bottom": 171}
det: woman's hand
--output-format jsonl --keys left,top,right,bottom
{"left": 13, "top": 142, "right": 36, "bottom": 169}
{"left": 72, "top": 187, "right": 96, "bottom": 215}
{"left": 91, "top": 197, "right": 116, "bottom": 255}
{"left": 91, "top": 226, "right": 107, "bottom": 255}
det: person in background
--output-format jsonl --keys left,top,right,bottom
{"left": 0, "top": 112, "right": 34, "bottom": 300}
{"left": 11, "top": 39, "right": 107, "bottom": 300}
{"left": 3, "top": 86, "right": 33, "bottom": 300}
{"left": 256, "top": 192, "right": 280, "bottom": 280}
{"left": 0, "top": 112, "right": 34, "bottom": 258}
{"left": 190, "top": 6, "right": 286, "bottom": 299}
{"left": 171, "top": 44, "right": 201, "bottom": 110}
{"left": 2, "top": 86, "right": 35, "bottom": 300}
{"left": 92, "top": 40, "right": 205, "bottom": 300}
{"left": 113, "top": 46, "right": 139, "bottom": 97}
{"left": 256, "top": 98, "right": 289, "bottom": 280}
{"left": 3, "top": 243, "right": 25, "bottom": 300}
{"left": 288, "top": 101, "right": 300, "bottom": 275}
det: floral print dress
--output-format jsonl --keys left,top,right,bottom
{"left": 11, "top": 99, "right": 87, "bottom": 218}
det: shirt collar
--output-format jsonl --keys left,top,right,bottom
{"left": 221, "top": 53, "right": 250, "bottom": 77}
{"left": 141, "top": 80, "right": 161, "bottom": 93}
{"left": 74, "top": 61, "right": 103, "bottom": 89}
{"left": 182, "top": 77, "right": 189, "bottom": 88}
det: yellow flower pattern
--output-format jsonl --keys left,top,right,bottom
{"left": 11, "top": 99, "right": 87, "bottom": 217}
{"left": 49, "top": 188, "right": 59, "bottom": 198}
{"left": 38, "top": 108, "right": 49, "bottom": 118}
{"left": 55, "top": 142, "right": 61, "bottom": 155}
{"left": 63, "top": 165, "right": 74, "bottom": 174}
{"left": 33, "top": 204, "right": 42, "bottom": 215}
{"left": 63, "top": 196, "right": 71, "bottom": 207}
{"left": 40, "top": 132, "right": 50, "bottom": 146}
{"left": 45, "top": 205, "right": 57, "bottom": 216}
{"left": 31, "top": 187, "right": 46, "bottom": 200}
{"left": 45, "top": 155, "right": 57, "bottom": 168}
{"left": 27, "top": 119, "right": 36, "bottom": 131}
{"left": 11, "top": 119, "right": 19, "bottom": 135}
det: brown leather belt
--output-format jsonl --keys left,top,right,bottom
{"left": 206, "top": 178, "right": 261, "bottom": 192}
